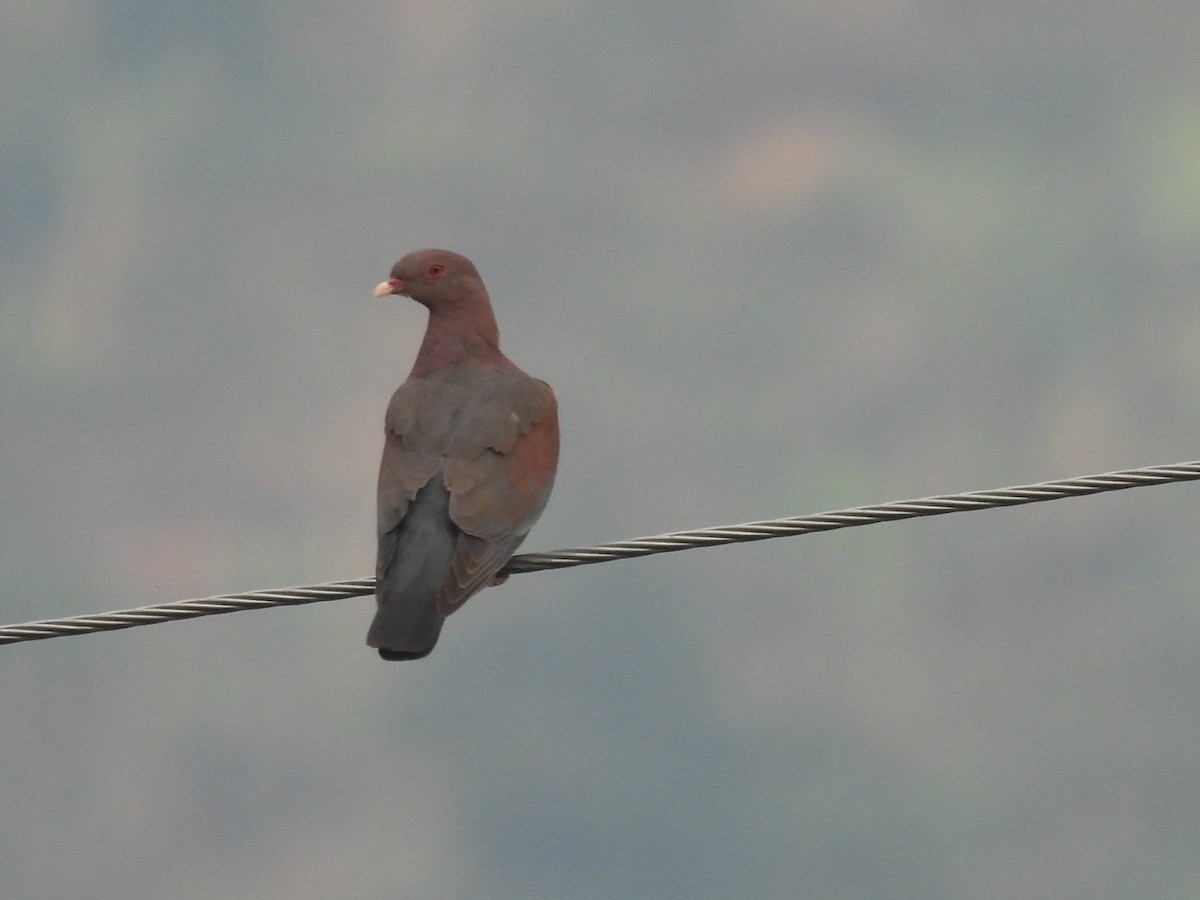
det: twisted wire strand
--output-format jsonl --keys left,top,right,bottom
{"left": 3, "top": 460, "right": 1198, "bottom": 647}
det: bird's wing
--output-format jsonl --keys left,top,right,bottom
{"left": 377, "top": 370, "right": 558, "bottom": 618}
{"left": 375, "top": 377, "right": 461, "bottom": 538}
{"left": 439, "top": 374, "right": 559, "bottom": 614}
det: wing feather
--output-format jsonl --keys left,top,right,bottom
{"left": 376, "top": 367, "right": 559, "bottom": 621}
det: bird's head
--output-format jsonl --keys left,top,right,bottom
{"left": 373, "top": 249, "right": 486, "bottom": 311}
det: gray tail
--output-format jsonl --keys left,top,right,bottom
{"left": 368, "top": 474, "right": 456, "bottom": 661}
{"left": 375, "top": 627, "right": 443, "bottom": 661}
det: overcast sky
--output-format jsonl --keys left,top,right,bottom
{"left": 4, "top": 2, "right": 1200, "bottom": 898}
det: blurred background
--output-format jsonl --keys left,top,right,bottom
{"left": 4, "top": 2, "right": 1200, "bottom": 897}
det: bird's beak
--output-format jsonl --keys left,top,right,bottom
{"left": 373, "top": 277, "right": 405, "bottom": 298}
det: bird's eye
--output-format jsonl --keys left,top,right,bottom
{"left": 428, "top": 264, "right": 445, "bottom": 277}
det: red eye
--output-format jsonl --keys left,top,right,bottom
{"left": 428, "top": 264, "right": 445, "bottom": 277}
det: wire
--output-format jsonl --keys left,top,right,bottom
{"left": 2, "top": 459, "right": 1198, "bottom": 647}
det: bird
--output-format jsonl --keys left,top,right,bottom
{"left": 368, "top": 249, "right": 559, "bottom": 660}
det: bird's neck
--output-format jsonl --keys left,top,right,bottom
{"left": 409, "top": 305, "right": 504, "bottom": 377}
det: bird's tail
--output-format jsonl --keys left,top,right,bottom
{"left": 369, "top": 474, "right": 456, "bottom": 661}
{"left": 370, "top": 618, "right": 444, "bottom": 661}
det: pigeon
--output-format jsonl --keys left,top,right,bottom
{"left": 368, "top": 249, "right": 559, "bottom": 660}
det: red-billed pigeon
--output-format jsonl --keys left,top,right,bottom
{"left": 368, "top": 249, "right": 559, "bottom": 660}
